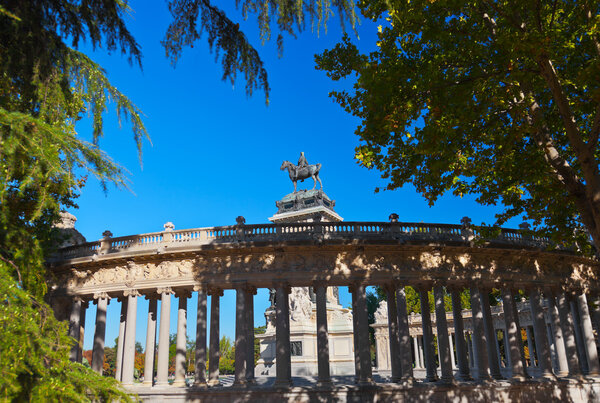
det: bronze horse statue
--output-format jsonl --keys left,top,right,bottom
{"left": 280, "top": 161, "right": 323, "bottom": 193}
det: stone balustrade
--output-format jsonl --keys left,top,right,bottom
{"left": 49, "top": 221, "right": 556, "bottom": 263}
{"left": 50, "top": 221, "right": 600, "bottom": 402}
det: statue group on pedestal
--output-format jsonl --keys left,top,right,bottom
{"left": 280, "top": 152, "right": 323, "bottom": 193}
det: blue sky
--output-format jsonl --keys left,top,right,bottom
{"left": 75, "top": 1, "right": 517, "bottom": 351}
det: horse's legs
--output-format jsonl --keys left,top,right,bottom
{"left": 312, "top": 175, "right": 317, "bottom": 190}
{"left": 317, "top": 175, "right": 323, "bottom": 190}
{"left": 293, "top": 180, "right": 297, "bottom": 193}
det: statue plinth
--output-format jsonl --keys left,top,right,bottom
{"left": 269, "top": 189, "right": 342, "bottom": 223}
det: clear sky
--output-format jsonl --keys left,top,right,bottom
{"left": 74, "top": 1, "right": 518, "bottom": 351}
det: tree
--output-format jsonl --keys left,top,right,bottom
{"left": 0, "top": 0, "right": 356, "bottom": 398}
{"left": 316, "top": 1, "right": 600, "bottom": 253}
{"left": 162, "top": 0, "right": 357, "bottom": 103}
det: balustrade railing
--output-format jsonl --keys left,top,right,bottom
{"left": 52, "top": 221, "right": 559, "bottom": 262}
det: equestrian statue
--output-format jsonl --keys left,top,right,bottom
{"left": 280, "top": 152, "right": 323, "bottom": 193}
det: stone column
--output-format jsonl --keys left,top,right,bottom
{"left": 502, "top": 331, "right": 510, "bottom": 368}
{"left": 547, "top": 292, "right": 569, "bottom": 376}
{"left": 413, "top": 336, "right": 420, "bottom": 368}
{"left": 314, "top": 283, "right": 331, "bottom": 385}
{"left": 529, "top": 288, "right": 554, "bottom": 378}
{"left": 143, "top": 295, "right": 158, "bottom": 386}
{"left": 194, "top": 285, "right": 208, "bottom": 387}
{"left": 385, "top": 285, "right": 401, "bottom": 382}
{"left": 418, "top": 336, "right": 425, "bottom": 370}
{"left": 173, "top": 290, "right": 190, "bottom": 387}
{"left": 69, "top": 297, "right": 82, "bottom": 362}
{"left": 354, "top": 283, "right": 373, "bottom": 385}
{"left": 92, "top": 293, "right": 110, "bottom": 373}
{"left": 115, "top": 297, "right": 128, "bottom": 381}
{"left": 577, "top": 292, "right": 600, "bottom": 376}
{"left": 233, "top": 284, "right": 248, "bottom": 387}
{"left": 208, "top": 288, "right": 223, "bottom": 386}
{"left": 246, "top": 285, "right": 257, "bottom": 384}
{"left": 418, "top": 286, "right": 438, "bottom": 382}
{"left": 501, "top": 289, "right": 526, "bottom": 380}
{"left": 449, "top": 333, "right": 456, "bottom": 369}
{"left": 121, "top": 289, "right": 139, "bottom": 386}
{"left": 557, "top": 292, "right": 581, "bottom": 377}
{"left": 350, "top": 287, "right": 361, "bottom": 382}
{"left": 156, "top": 287, "right": 173, "bottom": 386}
{"left": 526, "top": 327, "right": 536, "bottom": 367}
{"left": 433, "top": 285, "right": 453, "bottom": 383}
{"left": 570, "top": 297, "right": 589, "bottom": 373}
{"left": 467, "top": 333, "right": 473, "bottom": 369}
{"left": 451, "top": 288, "right": 471, "bottom": 380}
{"left": 470, "top": 286, "right": 490, "bottom": 381}
{"left": 77, "top": 301, "right": 88, "bottom": 363}
{"left": 480, "top": 288, "right": 502, "bottom": 379}
{"left": 396, "top": 286, "right": 414, "bottom": 380}
{"left": 274, "top": 283, "right": 291, "bottom": 387}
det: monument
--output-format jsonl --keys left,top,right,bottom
{"left": 256, "top": 153, "right": 355, "bottom": 376}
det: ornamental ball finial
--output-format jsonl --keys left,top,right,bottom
{"left": 163, "top": 222, "right": 175, "bottom": 231}
{"left": 102, "top": 230, "right": 113, "bottom": 238}
{"left": 519, "top": 222, "right": 531, "bottom": 230}
{"left": 389, "top": 213, "right": 399, "bottom": 223}
{"left": 461, "top": 216, "right": 472, "bottom": 227}
{"left": 236, "top": 216, "right": 246, "bottom": 226}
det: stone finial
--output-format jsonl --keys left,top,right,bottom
{"left": 519, "top": 222, "right": 531, "bottom": 230}
{"left": 235, "top": 216, "right": 246, "bottom": 226}
{"left": 389, "top": 213, "right": 399, "bottom": 223}
{"left": 102, "top": 230, "right": 113, "bottom": 238}
{"left": 56, "top": 211, "right": 77, "bottom": 229}
{"left": 374, "top": 300, "right": 388, "bottom": 323}
{"left": 163, "top": 222, "right": 175, "bottom": 231}
{"left": 460, "top": 216, "right": 472, "bottom": 227}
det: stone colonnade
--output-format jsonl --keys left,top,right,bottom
{"left": 372, "top": 285, "right": 600, "bottom": 382}
{"left": 67, "top": 279, "right": 600, "bottom": 387}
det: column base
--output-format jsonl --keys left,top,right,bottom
{"left": 274, "top": 380, "right": 292, "bottom": 388}
{"left": 455, "top": 374, "right": 474, "bottom": 382}
{"left": 141, "top": 381, "right": 153, "bottom": 387}
{"left": 193, "top": 381, "right": 208, "bottom": 388}
{"left": 316, "top": 379, "right": 333, "bottom": 387}
{"left": 172, "top": 380, "right": 187, "bottom": 387}
{"left": 508, "top": 375, "right": 528, "bottom": 383}
{"left": 400, "top": 376, "right": 415, "bottom": 386}
{"left": 207, "top": 379, "right": 220, "bottom": 387}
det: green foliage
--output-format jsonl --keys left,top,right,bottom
{"left": 254, "top": 325, "right": 266, "bottom": 364}
{"left": 218, "top": 336, "right": 235, "bottom": 374}
{"left": 0, "top": 1, "right": 147, "bottom": 400}
{"left": 0, "top": 262, "right": 131, "bottom": 401}
{"left": 316, "top": 1, "right": 600, "bottom": 252}
{"left": 162, "top": 0, "right": 358, "bottom": 103}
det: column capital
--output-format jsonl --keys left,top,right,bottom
{"left": 273, "top": 281, "right": 291, "bottom": 293}
{"left": 174, "top": 289, "right": 192, "bottom": 299}
{"left": 207, "top": 286, "right": 223, "bottom": 297}
{"left": 143, "top": 291, "right": 159, "bottom": 300}
{"left": 123, "top": 288, "right": 141, "bottom": 298}
{"left": 193, "top": 283, "right": 208, "bottom": 293}
{"left": 156, "top": 287, "right": 174, "bottom": 296}
{"left": 446, "top": 284, "right": 465, "bottom": 293}
{"left": 72, "top": 295, "right": 85, "bottom": 303}
{"left": 93, "top": 292, "right": 111, "bottom": 301}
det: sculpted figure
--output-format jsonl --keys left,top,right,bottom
{"left": 280, "top": 152, "right": 323, "bottom": 193}
{"left": 289, "top": 287, "right": 313, "bottom": 322}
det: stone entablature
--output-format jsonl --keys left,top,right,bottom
{"left": 49, "top": 221, "right": 599, "bottom": 299}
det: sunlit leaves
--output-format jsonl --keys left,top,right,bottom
{"left": 317, "top": 0, "right": 600, "bottom": 252}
